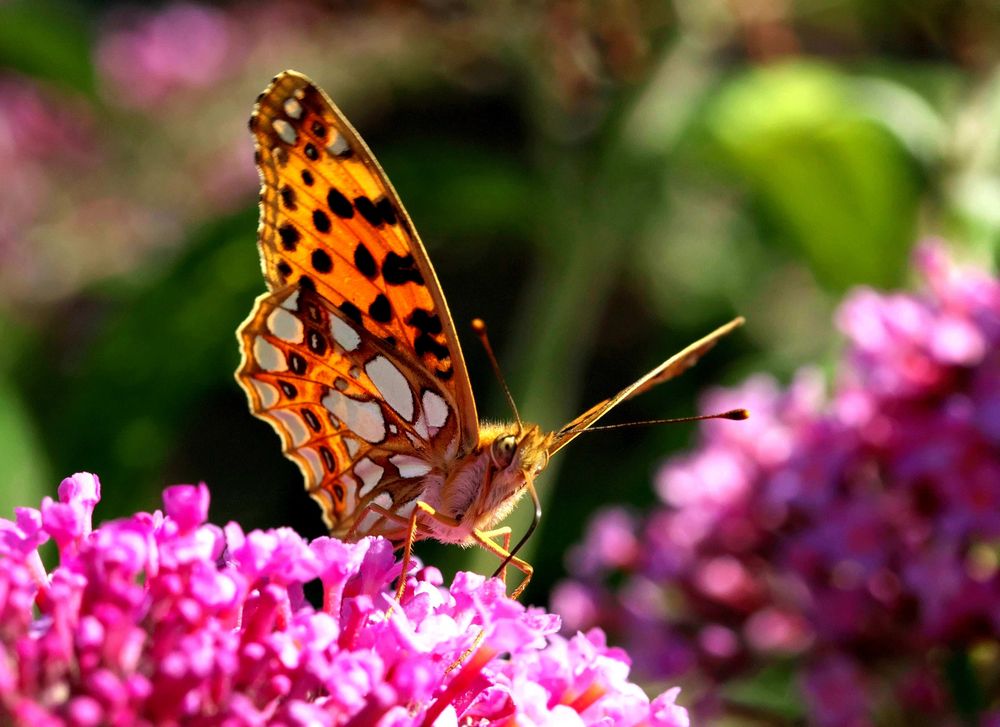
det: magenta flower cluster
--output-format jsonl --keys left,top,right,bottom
{"left": 554, "top": 243, "right": 1000, "bottom": 724}
{"left": 0, "top": 474, "right": 688, "bottom": 726}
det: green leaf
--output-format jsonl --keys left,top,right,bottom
{"left": 705, "top": 62, "right": 922, "bottom": 291}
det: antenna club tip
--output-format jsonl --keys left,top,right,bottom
{"left": 724, "top": 408, "right": 750, "bottom": 421}
{"left": 471, "top": 318, "right": 487, "bottom": 334}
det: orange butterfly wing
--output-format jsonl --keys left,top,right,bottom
{"left": 237, "top": 70, "right": 478, "bottom": 534}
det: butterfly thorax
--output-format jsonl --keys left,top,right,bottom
{"left": 420, "top": 422, "right": 552, "bottom": 544}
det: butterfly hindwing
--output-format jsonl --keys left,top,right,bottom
{"left": 249, "top": 70, "right": 478, "bottom": 452}
{"left": 237, "top": 283, "right": 461, "bottom": 536}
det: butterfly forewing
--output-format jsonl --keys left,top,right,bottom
{"left": 241, "top": 69, "right": 479, "bottom": 534}
{"left": 237, "top": 284, "right": 461, "bottom": 536}
{"left": 249, "top": 70, "right": 478, "bottom": 450}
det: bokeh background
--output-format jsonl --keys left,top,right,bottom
{"left": 2, "top": 0, "right": 999, "bottom": 722}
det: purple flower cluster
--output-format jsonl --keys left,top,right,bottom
{"left": 0, "top": 474, "right": 688, "bottom": 726}
{"left": 554, "top": 243, "right": 1000, "bottom": 723}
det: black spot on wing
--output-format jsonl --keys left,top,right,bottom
{"left": 414, "top": 333, "right": 449, "bottom": 361}
{"left": 278, "top": 224, "right": 299, "bottom": 251}
{"left": 280, "top": 185, "right": 297, "bottom": 211}
{"left": 327, "top": 189, "right": 354, "bottom": 219}
{"left": 304, "top": 143, "right": 319, "bottom": 161}
{"left": 375, "top": 196, "right": 397, "bottom": 226}
{"left": 382, "top": 252, "right": 424, "bottom": 286}
{"left": 368, "top": 294, "right": 392, "bottom": 323}
{"left": 312, "top": 209, "right": 331, "bottom": 233}
{"left": 405, "top": 308, "right": 442, "bottom": 335}
{"left": 339, "top": 301, "right": 363, "bottom": 326}
{"left": 354, "top": 196, "right": 382, "bottom": 227}
{"left": 311, "top": 249, "right": 333, "bottom": 274}
{"left": 303, "top": 409, "right": 321, "bottom": 432}
{"left": 307, "top": 328, "right": 327, "bottom": 355}
{"left": 288, "top": 352, "right": 308, "bottom": 375}
{"left": 354, "top": 242, "right": 378, "bottom": 279}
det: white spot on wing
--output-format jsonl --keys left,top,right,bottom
{"left": 365, "top": 356, "right": 414, "bottom": 422}
{"left": 273, "top": 118, "right": 297, "bottom": 145}
{"left": 413, "top": 414, "right": 429, "bottom": 440}
{"left": 330, "top": 316, "right": 360, "bottom": 351}
{"left": 327, "top": 134, "right": 350, "bottom": 157}
{"left": 283, "top": 97, "right": 303, "bottom": 119}
{"left": 422, "top": 390, "right": 450, "bottom": 429}
{"left": 267, "top": 307, "right": 303, "bottom": 342}
{"left": 300, "top": 448, "right": 323, "bottom": 483}
{"left": 340, "top": 473, "right": 358, "bottom": 514}
{"left": 249, "top": 379, "right": 279, "bottom": 408}
{"left": 390, "top": 454, "right": 431, "bottom": 479}
{"left": 358, "top": 491, "right": 395, "bottom": 534}
{"left": 395, "top": 499, "right": 417, "bottom": 519}
{"left": 253, "top": 337, "right": 286, "bottom": 372}
{"left": 280, "top": 290, "right": 300, "bottom": 311}
{"left": 355, "top": 458, "right": 384, "bottom": 497}
{"left": 321, "top": 390, "right": 386, "bottom": 443}
{"left": 345, "top": 438, "right": 360, "bottom": 457}
{"left": 271, "top": 410, "right": 309, "bottom": 446}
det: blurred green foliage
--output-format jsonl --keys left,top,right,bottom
{"left": 2, "top": 0, "right": 1000, "bottom": 716}
{"left": 0, "top": 0, "right": 94, "bottom": 93}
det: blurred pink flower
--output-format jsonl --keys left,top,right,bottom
{"left": 0, "top": 474, "right": 689, "bottom": 726}
{"left": 556, "top": 243, "right": 1000, "bottom": 722}
{"left": 96, "top": 3, "right": 238, "bottom": 110}
{"left": 0, "top": 75, "right": 97, "bottom": 258}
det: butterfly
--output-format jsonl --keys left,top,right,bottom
{"left": 236, "top": 70, "right": 745, "bottom": 598}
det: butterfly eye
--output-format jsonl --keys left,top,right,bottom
{"left": 491, "top": 435, "right": 517, "bottom": 468}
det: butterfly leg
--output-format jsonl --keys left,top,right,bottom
{"left": 471, "top": 529, "right": 533, "bottom": 599}
{"left": 396, "top": 501, "right": 462, "bottom": 602}
{"left": 476, "top": 527, "right": 512, "bottom": 586}
{"left": 341, "top": 500, "right": 459, "bottom": 601}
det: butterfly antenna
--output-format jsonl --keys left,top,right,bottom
{"left": 471, "top": 319, "right": 522, "bottom": 428}
{"left": 578, "top": 408, "right": 749, "bottom": 433}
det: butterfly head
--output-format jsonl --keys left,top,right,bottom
{"left": 469, "top": 423, "right": 553, "bottom": 528}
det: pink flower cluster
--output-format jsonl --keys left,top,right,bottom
{"left": 0, "top": 75, "right": 97, "bottom": 261}
{"left": 96, "top": 3, "right": 238, "bottom": 110}
{"left": 0, "top": 474, "right": 688, "bottom": 726}
{"left": 554, "top": 243, "right": 1000, "bottom": 724}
